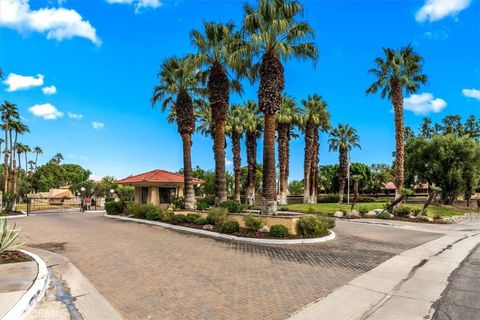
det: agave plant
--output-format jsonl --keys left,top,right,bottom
{"left": 0, "top": 219, "right": 26, "bottom": 253}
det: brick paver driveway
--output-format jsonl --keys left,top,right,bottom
{"left": 13, "top": 212, "right": 441, "bottom": 320}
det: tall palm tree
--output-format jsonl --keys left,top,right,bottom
{"left": 23, "top": 144, "right": 31, "bottom": 173}
{"left": 0, "top": 101, "right": 20, "bottom": 194}
{"left": 151, "top": 56, "right": 204, "bottom": 210}
{"left": 243, "top": 100, "right": 263, "bottom": 206}
{"left": 28, "top": 160, "right": 35, "bottom": 172}
{"left": 226, "top": 104, "right": 245, "bottom": 202}
{"left": 10, "top": 121, "right": 29, "bottom": 194}
{"left": 16, "top": 142, "right": 25, "bottom": 171}
{"left": 328, "top": 124, "right": 361, "bottom": 203}
{"left": 51, "top": 153, "right": 64, "bottom": 164}
{"left": 300, "top": 95, "right": 330, "bottom": 204}
{"left": 191, "top": 22, "right": 245, "bottom": 205}
{"left": 33, "top": 146, "right": 43, "bottom": 168}
{"left": 366, "top": 44, "right": 427, "bottom": 201}
{"left": 276, "top": 95, "right": 300, "bottom": 205}
{"left": 243, "top": 0, "right": 318, "bottom": 214}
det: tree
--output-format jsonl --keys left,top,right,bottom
{"left": 33, "top": 146, "right": 43, "bottom": 168}
{"left": 277, "top": 95, "right": 300, "bottom": 205}
{"left": 243, "top": 0, "right": 318, "bottom": 214}
{"left": 0, "top": 101, "right": 20, "bottom": 194}
{"left": 366, "top": 44, "right": 427, "bottom": 202}
{"left": 226, "top": 104, "right": 245, "bottom": 202}
{"left": 151, "top": 56, "right": 204, "bottom": 210}
{"left": 10, "top": 120, "right": 29, "bottom": 198}
{"left": 367, "top": 164, "right": 394, "bottom": 194}
{"left": 242, "top": 100, "right": 263, "bottom": 206}
{"left": 23, "top": 144, "right": 31, "bottom": 173}
{"left": 191, "top": 22, "right": 245, "bottom": 205}
{"left": 51, "top": 153, "right": 64, "bottom": 164}
{"left": 288, "top": 180, "right": 303, "bottom": 196}
{"left": 300, "top": 95, "right": 330, "bottom": 204}
{"left": 328, "top": 124, "right": 360, "bottom": 203}
{"left": 16, "top": 142, "right": 25, "bottom": 171}
{"left": 463, "top": 115, "right": 480, "bottom": 140}
{"left": 419, "top": 117, "right": 433, "bottom": 139}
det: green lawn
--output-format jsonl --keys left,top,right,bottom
{"left": 279, "top": 202, "right": 475, "bottom": 218}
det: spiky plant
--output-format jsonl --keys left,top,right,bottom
{"left": 243, "top": 100, "right": 263, "bottom": 206}
{"left": 300, "top": 95, "right": 330, "bottom": 204}
{"left": 0, "top": 219, "right": 26, "bottom": 253}
{"left": 276, "top": 95, "right": 301, "bottom": 205}
{"left": 366, "top": 44, "right": 427, "bottom": 200}
{"left": 152, "top": 56, "right": 205, "bottom": 210}
{"left": 328, "top": 124, "right": 361, "bottom": 203}
{"left": 191, "top": 22, "right": 246, "bottom": 205}
{"left": 226, "top": 104, "right": 245, "bottom": 202}
{"left": 243, "top": 0, "right": 318, "bottom": 214}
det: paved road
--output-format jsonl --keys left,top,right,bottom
{"left": 13, "top": 212, "right": 441, "bottom": 320}
{"left": 433, "top": 243, "right": 480, "bottom": 320}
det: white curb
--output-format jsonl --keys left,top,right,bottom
{"left": 2, "top": 250, "right": 50, "bottom": 320}
{"left": 105, "top": 214, "right": 336, "bottom": 245}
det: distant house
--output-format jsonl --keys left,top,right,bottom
{"left": 117, "top": 169, "right": 203, "bottom": 207}
{"left": 384, "top": 182, "right": 430, "bottom": 195}
{"left": 28, "top": 187, "right": 75, "bottom": 205}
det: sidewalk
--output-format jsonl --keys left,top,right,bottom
{"left": 288, "top": 220, "right": 480, "bottom": 320}
{"left": 24, "top": 248, "right": 123, "bottom": 320}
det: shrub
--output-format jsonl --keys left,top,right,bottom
{"left": 171, "top": 214, "right": 187, "bottom": 225}
{"left": 220, "top": 200, "right": 244, "bottom": 213}
{"left": 432, "top": 213, "right": 442, "bottom": 220}
{"left": 221, "top": 220, "right": 240, "bottom": 234}
{"left": 377, "top": 211, "right": 391, "bottom": 219}
{"left": 411, "top": 208, "right": 422, "bottom": 216}
{"left": 317, "top": 216, "right": 336, "bottom": 229}
{"left": 196, "top": 198, "right": 210, "bottom": 211}
{"left": 206, "top": 207, "right": 228, "bottom": 226}
{"left": 185, "top": 213, "right": 201, "bottom": 223}
{"left": 171, "top": 196, "right": 185, "bottom": 210}
{"left": 296, "top": 216, "right": 329, "bottom": 238}
{"left": 269, "top": 225, "right": 289, "bottom": 238}
{"left": 194, "top": 217, "right": 207, "bottom": 225}
{"left": 357, "top": 206, "right": 369, "bottom": 216}
{"left": 307, "top": 207, "right": 317, "bottom": 215}
{"left": 395, "top": 206, "right": 411, "bottom": 217}
{"left": 161, "top": 210, "right": 175, "bottom": 223}
{"left": 127, "top": 203, "right": 157, "bottom": 219}
{"left": 244, "top": 214, "right": 263, "bottom": 231}
{"left": 278, "top": 206, "right": 288, "bottom": 211}
{"left": 1, "top": 219, "right": 26, "bottom": 253}
{"left": 105, "top": 201, "right": 124, "bottom": 215}
{"left": 383, "top": 202, "right": 393, "bottom": 213}
{"left": 357, "top": 196, "right": 376, "bottom": 203}
{"left": 317, "top": 194, "right": 340, "bottom": 203}
{"left": 146, "top": 208, "right": 162, "bottom": 221}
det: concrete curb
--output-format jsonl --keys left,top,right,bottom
{"left": 2, "top": 250, "right": 49, "bottom": 320}
{"left": 2, "top": 214, "right": 28, "bottom": 219}
{"left": 105, "top": 214, "right": 336, "bottom": 245}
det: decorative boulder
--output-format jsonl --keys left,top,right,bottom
{"left": 389, "top": 214, "right": 395, "bottom": 219}
{"left": 333, "top": 211, "right": 344, "bottom": 218}
{"left": 416, "top": 215, "right": 433, "bottom": 222}
{"left": 203, "top": 224, "right": 215, "bottom": 231}
{"left": 408, "top": 214, "right": 416, "bottom": 219}
{"left": 365, "top": 210, "right": 377, "bottom": 218}
{"left": 347, "top": 210, "right": 361, "bottom": 218}
{"left": 258, "top": 225, "right": 270, "bottom": 233}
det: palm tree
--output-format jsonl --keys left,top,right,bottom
{"left": 33, "top": 146, "right": 43, "bottom": 168}
{"left": 366, "top": 44, "right": 427, "bottom": 201}
{"left": 300, "top": 95, "right": 330, "bottom": 204}
{"left": 226, "top": 104, "right": 245, "bottom": 202}
{"left": 23, "top": 144, "right": 31, "bottom": 173}
{"left": 51, "top": 153, "right": 64, "bottom": 164}
{"left": 16, "top": 142, "right": 24, "bottom": 171}
{"left": 243, "top": 0, "right": 318, "bottom": 214}
{"left": 243, "top": 100, "right": 263, "bottom": 206}
{"left": 191, "top": 22, "right": 245, "bottom": 205}
{"left": 28, "top": 160, "right": 35, "bottom": 172}
{"left": 0, "top": 101, "right": 20, "bottom": 193}
{"left": 328, "top": 124, "right": 361, "bottom": 203}
{"left": 277, "top": 95, "right": 300, "bottom": 205}
{"left": 151, "top": 56, "right": 204, "bottom": 210}
{"left": 10, "top": 121, "right": 29, "bottom": 195}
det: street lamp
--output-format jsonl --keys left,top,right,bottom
{"left": 80, "top": 187, "right": 86, "bottom": 212}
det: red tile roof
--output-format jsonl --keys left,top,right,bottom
{"left": 384, "top": 182, "right": 396, "bottom": 190}
{"left": 118, "top": 169, "right": 203, "bottom": 184}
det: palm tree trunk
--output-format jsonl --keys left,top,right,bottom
{"left": 303, "top": 123, "right": 313, "bottom": 204}
{"left": 181, "top": 133, "right": 195, "bottom": 210}
{"left": 246, "top": 133, "right": 257, "bottom": 206}
{"left": 35, "top": 153, "right": 38, "bottom": 168}
{"left": 17, "top": 152, "right": 21, "bottom": 171}
{"left": 25, "top": 152, "right": 28, "bottom": 173}
{"left": 309, "top": 128, "right": 319, "bottom": 204}
{"left": 392, "top": 80, "right": 404, "bottom": 202}
{"left": 338, "top": 147, "right": 348, "bottom": 203}
{"left": 3, "top": 128, "right": 8, "bottom": 194}
{"left": 232, "top": 131, "right": 241, "bottom": 202}
{"left": 277, "top": 123, "right": 289, "bottom": 205}
{"left": 262, "top": 113, "right": 277, "bottom": 214}
{"left": 8, "top": 129, "right": 13, "bottom": 193}
{"left": 209, "top": 62, "right": 229, "bottom": 205}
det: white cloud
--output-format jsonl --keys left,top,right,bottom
{"left": 416, "top": 0, "right": 471, "bottom": 22}
{"left": 68, "top": 112, "right": 83, "bottom": 119}
{"left": 92, "top": 121, "right": 104, "bottom": 130}
{"left": 105, "top": 0, "right": 161, "bottom": 13}
{"left": 225, "top": 157, "right": 233, "bottom": 167}
{"left": 0, "top": 0, "right": 100, "bottom": 45}
{"left": 462, "top": 88, "right": 480, "bottom": 100}
{"left": 3, "top": 73, "right": 44, "bottom": 92}
{"left": 404, "top": 93, "right": 447, "bottom": 115}
{"left": 29, "top": 103, "right": 64, "bottom": 120}
{"left": 42, "top": 85, "right": 57, "bottom": 95}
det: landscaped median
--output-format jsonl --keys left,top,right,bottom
{"left": 105, "top": 202, "right": 336, "bottom": 244}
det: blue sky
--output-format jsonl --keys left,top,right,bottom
{"left": 1, "top": 0, "right": 479, "bottom": 180}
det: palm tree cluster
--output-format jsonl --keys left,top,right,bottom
{"left": 151, "top": 0, "right": 427, "bottom": 215}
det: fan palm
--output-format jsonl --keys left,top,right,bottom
{"left": 10, "top": 121, "right": 29, "bottom": 195}
{"left": 191, "top": 22, "right": 246, "bottom": 205}
{"left": 16, "top": 142, "right": 24, "bottom": 171}
{"left": 51, "top": 153, "right": 64, "bottom": 164}
{"left": 0, "top": 101, "right": 20, "bottom": 194}
{"left": 366, "top": 44, "right": 427, "bottom": 200}
{"left": 226, "top": 104, "right": 245, "bottom": 202}
{"left": 243, "top": 100, "right": 263, "bottom": 206}
{"left": 23, "top": 145, "right": 31, "bottom": 173}
{"left": 277, "top": 95, "right": 301, "bottom": 205}
{"left": 328, "top": 124, "right": 361, "bottom": 203}
{"left": 151, "top": 56, "right": 204, "bottom": 210}
{"left": 300, "top": 95, "right": 330, "bottom": 204}
{"left": 33, "top": 146, "right": 43, "bottom": 168}
{"left": 243, "top": 0, "right": 318, "bottom": 214}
